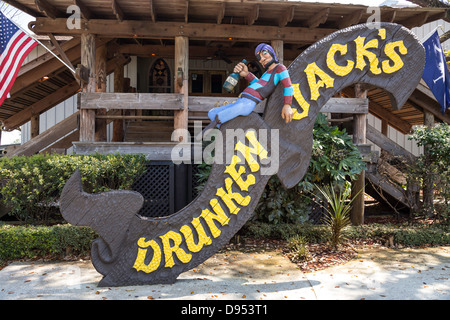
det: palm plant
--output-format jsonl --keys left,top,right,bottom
{"left": 314, "top": 182, "right": 360, "bottom": 249}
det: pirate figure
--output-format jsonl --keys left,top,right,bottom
{"left": 200, "top": 43, "right": 294, "bottom": 136}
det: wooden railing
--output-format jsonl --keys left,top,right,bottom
{"left": 78, "top": 92, "right": 369, "bottom": 118}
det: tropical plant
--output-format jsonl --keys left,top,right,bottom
{"left": 314, "top": 182, "right": 360, "bottom": 249}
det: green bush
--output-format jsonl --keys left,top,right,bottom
{"left": 408, "top": 123, "right": 450, "bottom": 220}
{"left": 287, "top": 235, "right": 311, "bottom": 262}
{"left": 347, "top": 223, "right": 450, "bottom": 246}
{"left": 242, "top": 221, "right": 450, "bottom": 247}
{"left": 0, "top": 223, "right": 97, "bottom": 261}
{"left": 0, "top": 153, "right": 147, "bottom": 224}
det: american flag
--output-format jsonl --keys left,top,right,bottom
{"left": 0, "top": 11, "right": 37, "bottom": 106}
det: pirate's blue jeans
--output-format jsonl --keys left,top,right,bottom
{"left": 208, "top": 96, "right": 260, "bottom": 127}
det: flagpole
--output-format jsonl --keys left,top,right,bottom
{"left": 2, "top": 11, "right": 76, "bottom": 74}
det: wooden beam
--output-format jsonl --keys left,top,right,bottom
{"left": 79, "top": 33, "right": 96, "bottom": 142}
{"left": 111, "top": 0, "right": 124, "bottom": 22}
{"left": 31, "top": 18, "right": 337, "bottom": 43}
{"left": 382, "top": 9, "right": 396, "bottom": 23}
{"left": 247, "top": 4, "right": 259, "bottom": 26}
{"left": 341, "top": 87, "right": 412, "bottom": 133}
{"left": 185, "top": 0, "right": 189, "bottom": 24}
{"left": 188, "top": 96, "right": 368, "bottom": 113}
{"left": 306, "top": 7, "right": 329, "bottom": 29}
{"left": 80, "top": 93, "right": 185, "bottom": 110}
{"left": 6, "top": 112, "right": 78, "bottom": 157}
{"left": 95, "top": 44, "right": 107, "bottom": 142}
{"left": 278, "top": 6, "right": 295, "bottom": 28}
{"left": 149, "top": 0, "right": 156, "bottom": 22}
{"left": 369, "top": 101, "right": 412, "bottom": 134}
{"left": 401, "top": 12, "right": 429, "bottom": 29}
{"left": 112, "top": 63, "right": 124, "bottom": 142}
{"left": 338, "top": 9, "right": 363, "bottom": 29}
{"left": 351, "top": 83, "right": 367, "bottom": 226}
{"left": 366, "top": 124, "right": 415, "bottom": 163}
{"left": 17, "top": 38, "right": 81, "bottom": 76}
{"left": 47, "top": 34, "right": 76, "bottom": 78}
{"left": 35, "top": 0, "right": 62, "bottom": 19}
{"left": 271, "top": 40, "right": 283, "bottom": 65}
{"left": 30, "top": 114, "right": 40, "bottom": 139}
{"left": 73, "top": 0, "right": 93, "bottom": 20}
{"left": 174, "top": 36, "right": 189, "bottom": 142}
{"left": 217, "top": 2, "right": 225, "bottom": 24}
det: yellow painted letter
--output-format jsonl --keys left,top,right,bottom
{"left": 326, "top": 43, "right": 355, "bottom": 77}
{"left": 133, "top": 237, "right": 162, "bottom": 273}
{"left": 160, "top": 230, "right": 192, "bottom": 268}
{"left": 304, "top": 62, "right": 335, "bottom": 101}
{"left": 234, "top": 130, "right": 268, "bottom": 172}
{"left": 216, "top": 178, "right": 251, "bottom": 215}
{"left": 224, "top": 155, "right": 255, "bottom": 191}
{"left": 200, "top": 199, "right": 231, "bottom": 238}
{"left": 354, "top": 36, "right": 381, "bottom": 75}
{"left": 382, "top": 40, "right": 407, "bottom": 74}
{"left": 180, "top": 218, "right": 212, "bottom": 253}
{"left": 291, "top": 83, "right": 310, "bottom": 120}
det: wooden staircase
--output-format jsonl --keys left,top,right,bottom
{"left": 365, "top": 124, "right": 419, "bottom": 212}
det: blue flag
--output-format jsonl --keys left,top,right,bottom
{"left": 422, "top": 30, "right": 450, "bottom": 115}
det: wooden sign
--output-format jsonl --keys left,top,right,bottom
{"left": 60, "top": 23, "right": 425, "bottom": 286}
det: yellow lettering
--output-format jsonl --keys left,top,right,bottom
{"left": 180, "top": 217, "right": 212, "bottom": 253}
{"left": 224, "top": 155, "right": 255, "bottom": 191}
{"left": 304, "top": 62, "right": 335, "bottom": 101}
{"left": 200, "top": 199, "right": 231, "bottom": 238}
{"left": 326, "top": 43, "right": 355, "bottom": 77}
{"left": 133, "top": 237, "right": 162, "bottom": 273}
{"left": 354, "top": 36, "right": 381, "bottom": 75}
{"left": 234, "top": 130, "right": 268, "bottom": 172}
{"left": 382, "top": 40, "right": 407, "bottom": 74}
{"left": 160, "top": 230, "right": 192, "bottom": 268}
{"left": 291, "top": 83, "right": 310, "bottom": 120}
{"left": 216, "top": 178, "right": 251, "bottom": 215}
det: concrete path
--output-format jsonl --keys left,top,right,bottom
{"left": 0, "top": 246, "right": 449, "bottom": 301}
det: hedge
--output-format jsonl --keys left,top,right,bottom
{"left": 241, "top": 222, "right": 450, "bottom": 247}
{"left": 0, "top": 223, "right": 97, "bottom": 261}
{"left": 0, "top": 153, "right": 147, "bottom": 223}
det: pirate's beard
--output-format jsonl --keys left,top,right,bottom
{"left": 263, "top": 58, "right": 277, "bottom": 70}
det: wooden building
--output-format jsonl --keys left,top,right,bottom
{"left": 2, "top": 0, "right": 450, "bottom": 221}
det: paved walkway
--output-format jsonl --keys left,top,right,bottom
{"left": 0, "top": 246, "right": 449, "bottom": 301}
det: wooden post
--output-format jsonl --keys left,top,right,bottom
{"left": 423, "top": 110, "right": 435, "bottom": 217}
{"left": 95, "top": 43, "right": 107, "bottom": 142}
{"left": 271, "top": 40, "right": 283, "bottom": 65}
{"left": 30, "top": 114, "right": 40, "bottom": 139}
{"left": 351, "top": 84, "right": 367, "bottom": 226}
{"left": 112, "top": 63, "right": 124, "bottom": 142}
{"left": 79, "top": 33, "right": 96, "bottom": 142}
{"left": 173, "top": 36, "right": 189, "bottom": 142}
